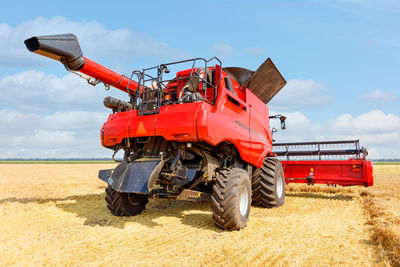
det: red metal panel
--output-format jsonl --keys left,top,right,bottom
{"left": 363, "top": 160, "right": 374, "bottom": 186}
{"left": 127, "top": 111, "right": 156, "bottom": 139}
{"left": 196, "top": 88, "right": 252, "bottom": 165}
{"left": 155, "top": 103, "right": 200, "bottom": 142}
{"left": 101, "top": 110, "right": 157, "bottom": 147}
{"left": 281, "top": 159, "right": 374, "bottom": 187}
{"left": 101, "top": 111, "right": 133, "bottom": 147}
{"left": 246, "top": 89, "right": 272, "bottom": 167}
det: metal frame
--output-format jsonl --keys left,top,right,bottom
{"left": 272, "top": 140, "right": 367, "bottom": 161}
{"left": 128, "top": 57, "right": 222, "bottom": 116}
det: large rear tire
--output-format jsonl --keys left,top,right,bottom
{"left": 211, "top": 168, "right": 251, "bottom": 230}
{"left": 251, "top": 157, "right": 285, "bottom": 208}
{"left": 105, "top": 185, "right": 148, "bottom": 216}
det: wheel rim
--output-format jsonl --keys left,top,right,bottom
{"left": 239, "top": 185, "right": 249, "bottom": 216}
{"left": 276, "top": 174, "right": 283, "bottom": 199}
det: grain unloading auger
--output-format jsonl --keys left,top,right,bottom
{"left": 25, "top": 33, "right": 373, "bottom": 231}
{"left": 24, "top": 34, "right": 139, "bottom": 93}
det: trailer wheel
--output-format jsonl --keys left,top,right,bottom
{"left": 211, "top": 168, "right": 251, "bottom": 230}
{"left": 251, "top": 158, "right": 285, "bottom": 208}
{"left": 105, "top": 185, "right": 149, "bottom": 216}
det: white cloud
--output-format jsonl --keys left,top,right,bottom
{"left": 243, "top": 46, "right": 264, "bottom": 55}
{"left": 269, "top": 79, "right": 334, "bottom": 110}
{"left": 0, "top": 70, "right": 123, "bottom": 112}
{"left": 23, "top": 129, "right": 77, "bottom": 146}
{"left": 44, "top": 111, "right": 108, "bottom": 130}
{"left": 271, "top": 109, "right": 400, "bottom": 159}
{"left": 0, "top": 16, "right": 187, "bottom": 67}
{"left": 211, "top": 42, "right": 235, "bottom": 58}
{"left": 0, "top": 108, "right": 108, "bottom": 130}
{"left": 0, "top": 109, "right": 110, "bottom": 158}
{"left": 362, "top": 89, "right": 397, "bottom": 102}
{"left": 330, "top": 110, "right": 400, "bottom": 135}
{"left": 0, "top": 69, "right": 113, "bottom": 158}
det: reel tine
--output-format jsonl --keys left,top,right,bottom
{"left": 272, "top": 139, "right": 364, "bottom": 160}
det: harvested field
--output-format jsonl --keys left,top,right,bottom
{"left": 361, "top": 165, "right": 400, "bottom": 266}
{"left": 0, "top": 164, "right": 398, "bottom": 266}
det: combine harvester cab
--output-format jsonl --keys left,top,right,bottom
{"left": 272, "top": 140, "right": 373, "bottom": 187}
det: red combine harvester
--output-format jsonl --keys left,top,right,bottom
{"left": 24, "top": 34, "right": 373, "bottom": 230}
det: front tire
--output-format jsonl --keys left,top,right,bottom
{"left": 251, "top": 157, "right": 285, "bottom": 208}
{"left": 211, "top": 168, "right": 251, "bottom": 230}
{"left": 105, "top": 185, "right": 148, "bottom": 216}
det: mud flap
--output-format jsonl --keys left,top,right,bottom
{"left": 98, "top": 158, "right": 164, "bottom": 194}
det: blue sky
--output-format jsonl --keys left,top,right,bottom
{"left": 0, "top": 0, "right": 399, "bottom": 159}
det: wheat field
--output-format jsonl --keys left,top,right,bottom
{"left": 0, "top": 163, "right": 398, "bottom": 266}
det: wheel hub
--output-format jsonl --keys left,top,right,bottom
{"left": 276, "top": 174, "right": 283, "bottom": 199}
{"left": 239, "top": 185, "right": 249, "bottom": 216}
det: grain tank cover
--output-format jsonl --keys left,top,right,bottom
{"left": 222, "top": 67, "right": 254, "bottom": 87}
{"left": 223, "top": 58, "right": 286, "bottom": 104}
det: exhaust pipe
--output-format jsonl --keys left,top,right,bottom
{"left": 104, "top": 96, "right": 133, "bottom": 112}
{"left": 24, "top": 34, "right": 85, "bottom": 71}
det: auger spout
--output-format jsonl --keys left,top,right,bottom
{"left": 24, "top": 34, "right": 138, "bottom": 93}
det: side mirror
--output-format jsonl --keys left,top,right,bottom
{"left": 269, "top": 114, "right": 287, "bottom": 131}
{"left": 280, "top": 116, "right": 286, "bottom": 130}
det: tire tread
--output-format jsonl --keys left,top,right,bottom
{"left": 105, "top": 185, "right": 148, "bottom": 216}
{"left": 211, "top": 168, "right": 251, "bottom": 230}
{"left": 251, "top": 157, "right": 285, "bottom": 208}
